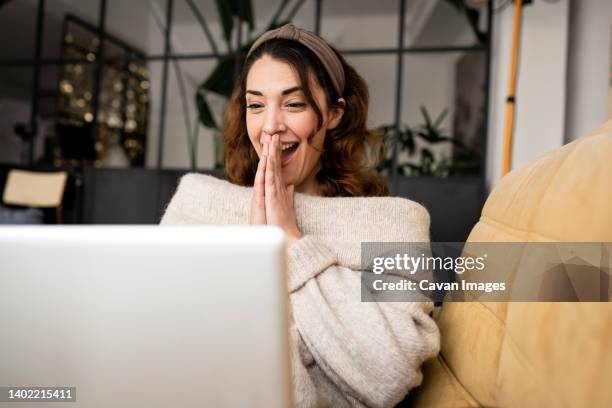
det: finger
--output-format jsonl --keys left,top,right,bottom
{"left": 273, "top": 134, "right": 285, "bottom": 191}
{"left": 254, "top": 150, "right": 266, "bottom": 198}
{"left": 263, "top": 134, "right": 270, "bottom": 157}
{"left": 250, "top": 152, "right": 266, "bottom": 224}
{"left": 274, "top": 133, "right": 281, "bottom": 164}
{"left": 265, "top": 136, "right": 276, "bottom": 195}
{"left": 266, "top": 134, "right": 278, "bottom": 177}
{"left": 268, "top": 134, "right": 281, "bottom": 185}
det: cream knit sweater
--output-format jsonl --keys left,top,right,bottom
{"left": 160, "top": 174, "right": 440, "bottom": 408}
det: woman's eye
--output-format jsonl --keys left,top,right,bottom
{"left": 246, "top": 103, "right": 263, "bottom": 110}
{"left": 287, "top": 102, "right": 306, "bottom": 109}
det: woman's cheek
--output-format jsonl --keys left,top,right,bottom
{"left": 246, "top": 119, "right": 261, "bottom": 155}
{"left": 289, "top": 114, "right": 317, "bottom": 142}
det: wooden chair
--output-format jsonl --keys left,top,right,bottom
{"left": 2, "top": 170, "right": 68, "bottom": 224}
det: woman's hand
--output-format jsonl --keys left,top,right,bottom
{"left": 249, "top": 135, "right": 268, "bottom": 225}
{"left": 263, "top": 134, "right": 302, "bottom": 244}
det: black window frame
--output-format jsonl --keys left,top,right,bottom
{"left": 0, "top": 0, "right": 493, "bottom": 193}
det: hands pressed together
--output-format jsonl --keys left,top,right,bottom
{"left": 250, "top": 133, "right": 302, "bottom": 245}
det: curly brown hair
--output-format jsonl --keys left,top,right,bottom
{"left": 223, "top": 38, "right": 389, "bottom": 197}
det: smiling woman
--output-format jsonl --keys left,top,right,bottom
{"left": 244, "top": 57, "right": 333, "bottom": 194}
{"left": 161, "top": 24, "right": 440, "bottom": 408}
{"left": 223, "top": 29, "right": 388, "bottom": 198}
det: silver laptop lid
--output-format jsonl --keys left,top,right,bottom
{"left": 0, "top": 226, "right": 291, "bottom": 408}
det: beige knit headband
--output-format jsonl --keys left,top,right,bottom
{"left": 246, "top": 24, "right": 345, "bottom": 95}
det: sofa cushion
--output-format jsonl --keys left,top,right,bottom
{"left": 411, "top": 120, "right": 612, "bottom": 407}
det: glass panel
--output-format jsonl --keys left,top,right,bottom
{"left": 106, "top": 0, "right": 166, "bottom": 57}
{"left": 44, "top": 0, "right": 157, "bottom": 60}
{"left": 171, "top": 0, "right": 230, "bottom": 55}
{"left": 282, "top": 0, "right": 316, "bottom": 32}
{"left": 42, "top": 0, "right": 100, "bottom": 60}
{"left": 343, "top": 54, "right": 396, "bottom": 129}
{"left": 0, "top": 67, "right": 33, "bottom": 165}
{"left": 404, "top": 0, "right": 481, "bottom": 48}
{"left": 396, "top": 52, "right": 486, "bottom": 177}
{"left": 53, "top": 15, "right": 99, "bottom": 166}
{"left": 321, "top": 0, "right": 399, "bottom": 50}
{"left": 142, "top": 61, "right": 163, "bottom": 168}
{"left": 94, "top": 56, "right": 150, "bottom": 168}
{"left": 168, "top": 0, "right": 316, "bottom": 56}
{"left": 51, "top": 14, "right": 151, "bottom": 168}
{"left": 37, "top": 65, "right": 61, "bottom": 166}
{"left": 54, "top": 59, "right": 98, "bottom": 166}
{"left": 0, "top": 64, "right": 60, "bottom": 166}
{"left": 159, "top": 59, "right": 220, "bottom": 170}
{"left": 0, "top": 0, "right": 37, "bottom": 61}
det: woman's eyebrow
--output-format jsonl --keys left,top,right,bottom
{"left": 245, "top": 86, "right": 302, "bottom": 96}
{"left": 281, "top": 86, "right": 302, "bottom": 95}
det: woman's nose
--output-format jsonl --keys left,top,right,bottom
{"left": 262, "top": 107, "right": 286, "bottom": 136}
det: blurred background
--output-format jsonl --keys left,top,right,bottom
{"left": 0, "top": 0, "right": 610, "bottom": 241}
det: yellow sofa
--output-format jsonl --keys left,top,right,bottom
{"left": 409, "top": 120, "right": 612, "bottom": 407}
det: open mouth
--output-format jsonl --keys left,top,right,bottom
{"left": 281, "top": 142, "right": 299, "bottom": 167}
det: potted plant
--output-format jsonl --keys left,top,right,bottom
{"left": 377, "top": 105, "right": 481, "bottom": 177}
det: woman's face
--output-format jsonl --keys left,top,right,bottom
{"left": 245, "top": 55, "right": 343, "bottom": 194}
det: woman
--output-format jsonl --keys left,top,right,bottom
{"left": 162, "top": 24, "right": 440, "bottom": 407}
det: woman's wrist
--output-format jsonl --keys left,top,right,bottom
{"left": 286, "top": 229, "right": 302, "bottom": 245}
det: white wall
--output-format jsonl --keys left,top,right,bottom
{"left": 486, "top": 0, "right": 570, "bottom": 192}
{"left": 564, "top": 0, "right": 611, "bottom": 143}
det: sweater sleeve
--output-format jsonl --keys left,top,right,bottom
{"left": 287, "top": 235, "right": 441, "bottom": 408}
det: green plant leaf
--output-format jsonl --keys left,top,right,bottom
{"left": 202, "top": 0, "right": 305, "bottom": 98}
{"left": 216, "top": 0, "right": 256, "bottom": 46}
{"left": 201, "top": 56, "right": 238, "bottom": 97}
{"left": 443, "top": 0, "right": 486, "bottom": 45}
{"left": 420, "top": 148, "right": 434, "bottom": 175}
{"left": 200, "top": 39, "right": 254, "bottom": 97}
{"left": 227, "top": 0, "right": 255, "bottom": 30}
{"left": 403, "top": 163, "right": 422, "bottom": 176}
{"left": 375, "top": 101, "right": 483, "bottom": 176}
{"left": 420, "top": 105, "right": 432, "bottom": 128}
{"left": 433, "top": 108, "right": 448, "bottom": 129}
{"left": 196, "top": 92, "right": 218, "bottom": 129}
{"left": 376, "top": 157, "right": 393, "bottom": 174}
{"left": 195, "top": 0, "right": 305, "bottom": 131}
{"left": 417, "top": 130, "right": 453, "bottom": 144}
{"left": 398, "top": 126, "right": 415, "bottom": 155}
{"left": 215, "top": 0, "right": 234, "bottom": 45}
{"left": 417, "top": 106, "right": 454, "bottom": 144}
{"left": 421, "top": 148, "right": 434, "bottom": 161}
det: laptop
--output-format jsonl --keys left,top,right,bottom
{"left": 0, "top": 226, "right": 291, "bottom": 407}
